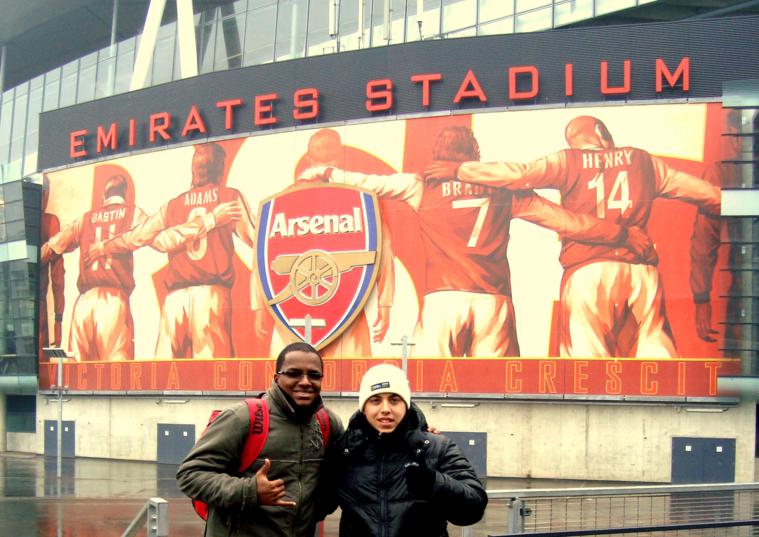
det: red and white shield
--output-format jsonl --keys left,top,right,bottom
{"left": 256, "top": 184, "right": 382, "bottom": 350}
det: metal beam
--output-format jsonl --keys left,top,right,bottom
{"left": 176, "top": 0, "right": 198, "bottom": 77}
{"left": 130, "top": 0, "right": 168, "bottom": 91}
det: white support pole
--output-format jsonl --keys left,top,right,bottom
{"left": 130, "top": 0, "right": 168, "bottom": 91}
{"left": 0, "top": 44, "right": 6, "bottom": 94}
{"left": 176, "top": 0, "right": 198, "bottom": 78}
{"left": 391, "top": 335, "right": 414, "bottom": 376}
{"left": 383, "top": 0, "right": 392, "bottom": 42}
{"left": 328, "top": 0, "right": 338, "bottom": 37}
{"left": 358, "top": 0, "right": 365, "bottom": 48}
{"left": 110, "top": 0, "right": 120, "bottom": 48}
{"left": 56, "top": 352, "right": 63, "bottom": 480}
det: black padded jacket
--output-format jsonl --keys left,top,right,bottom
{"left": 322, "top": 403, "right": 487, "bottom": 537}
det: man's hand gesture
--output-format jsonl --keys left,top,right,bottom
{"left": 298, "top": 166, "right": 332, "bottom": 183}
{"left": 625, "top": 226, "right": 658, "bottom": 265}
{"left": 84, "top": 242, "right": 106, "bottom": 267}
{"left": 212, "top": 201, "right": 243, "bottom": 227}
{"left": 695, "top": 302, "right": 718, "bottom": 342}
{"left": 255, "top": 459, "right": 296, "bottom": 507}
{"left": 423, "top": 161, "right": 460, "bottom": 182}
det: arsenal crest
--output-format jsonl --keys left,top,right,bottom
{"left": 256, "top": 184, "right": 381, "bottom": 349}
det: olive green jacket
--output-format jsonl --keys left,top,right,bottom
{"left": 176, "top": 383, "right": 343, "bottom": 537}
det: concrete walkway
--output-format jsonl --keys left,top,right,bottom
{"left": 0, "top": 452, "right": 645, "bottom": 536}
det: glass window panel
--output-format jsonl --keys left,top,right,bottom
{"left": 114, "top": 37, "right": 136, "bottom": 94}
{"left": 0, "top": 91, "right": 13, "bottom": 170}
{"left": 415, "top": 0, "right": 441, "bottom": 41}
{"left": 77, "top": 52, "right": 98, "bottom": 103}
{"left": 17, "top": 319, "right": 34, "bottom": 337}
{"left": 369, "top": 0, "right": 406, "bottom": 46}
{"left": 447, "top": 26, "right": 476, "bottom": 38}
{"left": 336, "top": 0, "right": 361, "bottom": 51}
{"left": 442, "top": 0, "right": 476, "bottom": 34}
{"left": 152, "top": 22, "right": 177, "bottom": 85}
{"left": 96, "top": 46, "right": 117, "bottom": 99}
{"left": 59, "top": 60, "right": 79, "bottom": 108}
{"left": 243, "top": 2, "right": 276, "bottom": 65}
{"left": 515, "top": 6, "right": 551, "bottom": 32}
{"left": 24, "top": 78, "right": 44, "bottom": 173}
{"left": 516, "top": 0, "right": 551, "bottom": 13}
{"left": 14, "top": 337, "right": 35, "bottom": 356}
{"left": 370, "top": 0, "right": 386, "bottom": 47}
{"left": 9, "top": 85, "right": 29, "bottom": 175}
{"left": 595, "top": 0, "right": 636, "bottom": 16}
{"left": 4, "top": 201, "right": 23, "bottom": 222}
{"left": 214, "top": 14, "right": 232, "bottom": 69}
{"left": 389, "top": 0, "right": 407, "bottom": 45}
{"left": 554, "top": 0, "right": 593, "bottom": 27}
{"left": 480, "top": 0, "right": 514, "bottom": 22}
{"left": 231, "top": 0, "right": 249, "bottom": 15}
{"left": 42, "top": 68, "right": 61, "bottom": 111}
{"left": 12, "top": 298, "right": 34, "bottom": 319}
{"left": 5, "top": 221, "right": 25, "bottom": 243}
{"left": 215, "top": 13, "right": 245, "bottom": 68}
{"left": 477, "top": 17, "right": 514, "bottom": 35}
{"left": 307, "top": 0, "right": 335, "bottom": 56}
{"left": 9, "top": 260, "right": 27, "bottom": 279}
{"left": 4, "top": 181, "right": 22, "bottom": 201}
{"left": 199, "top": 19, "right": 218, "bottom": 73}
{"left": 275, "top": 0, "right": 308, "bottom": 61}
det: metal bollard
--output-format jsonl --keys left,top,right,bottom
{"left": 507, "top": 497, "right": 526, "bottom": 534}
{"left": 147, "top": 498, "right": 169, "bottom": 537}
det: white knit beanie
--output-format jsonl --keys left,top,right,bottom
{"left": 358, "top": 364, "right": 411, "bottom": 411}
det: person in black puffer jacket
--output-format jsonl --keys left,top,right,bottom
{"left": 320, "top": 363, "right": 487, "bottom": 537}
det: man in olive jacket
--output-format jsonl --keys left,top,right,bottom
{"left": 177, "top": 342, "right": 343, "bottom": 537}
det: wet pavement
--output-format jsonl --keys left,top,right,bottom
{"left": 0, "top": 452, "right": 645, "bottom": 536}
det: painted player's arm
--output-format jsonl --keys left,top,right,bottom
{"left": 689, "top": 164, "right": 722, "bottom": 342}
{"left": 424, "top": 152, "right": 566, "bottom": 191}
{"left": 86, "top": 206, "right": 169, "bottom": 265}
{"left": 653, "top": 156, "right": 721, "bottom": 215}
{"left": 512, "top": 192, "right": 657, "bottom": 261}
{"left": 228, "top": 193, "right": 271, "bottom": 340}
{"left": 373, "top": 221, "right": 395, "bottom": 343}
{"left": 303, "top": 166, "right": 423, "bottom": 211}
{"left": 232, "top": 192, "right": 256, "bottom": 248}
{"left": 43, "top": 217, "right": 84, "bottom": 262}
{"left": 50, "top": 249, "right": 66, "bottom": 347}
{"left": 149, "top": 201, "right": 243, "bottom": 253}
{"left": 47, "top": 215, "right": 65, "bottom": 347}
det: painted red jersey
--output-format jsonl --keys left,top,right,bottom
{"left": 558, "top": 147, "right": 658, "bottom": 270}
{"left": 78, "top": 202, "right": 136, "bottom": 294}
{"left": 164, "top": 184, "right": 239, "bottom": 291}
{"left": 419, "top": 180, "right": 513, "bottom": 295}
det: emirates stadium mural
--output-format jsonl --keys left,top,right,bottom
{"left": 38, "top": 102, "right": 739, "bottom": 399}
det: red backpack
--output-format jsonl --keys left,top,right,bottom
{"left": 192, "top": 398, "right": 332, "bottom": 520}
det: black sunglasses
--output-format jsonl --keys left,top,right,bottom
{"left": 278, "top": 369, "right": 324, "bottom": 381}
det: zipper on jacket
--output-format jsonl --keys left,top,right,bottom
{"left": 379, "top": 455, "right": 387, "bottom": 537}
{"left": 291, "top": 421, "right": 306, "bottom": 537}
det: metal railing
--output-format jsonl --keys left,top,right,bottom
{"left": 120, "top": 497, "right": 168, "bottom": 537}
{"left": 488, "top": 482, "right": 759, "bottom": 535}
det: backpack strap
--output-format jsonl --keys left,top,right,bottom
{"left": 238, "top": 398, "right": 269, "bottom": 472}
{"left": 315, "top": 407, "right": 331, "bottom": 447}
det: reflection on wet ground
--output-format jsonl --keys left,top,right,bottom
{"left": 0, "top": 452, "right": 643, "bottom": 536}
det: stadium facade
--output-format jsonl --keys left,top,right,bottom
{"left": 0, "top": 0, "right": 757, "bottom": 483}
